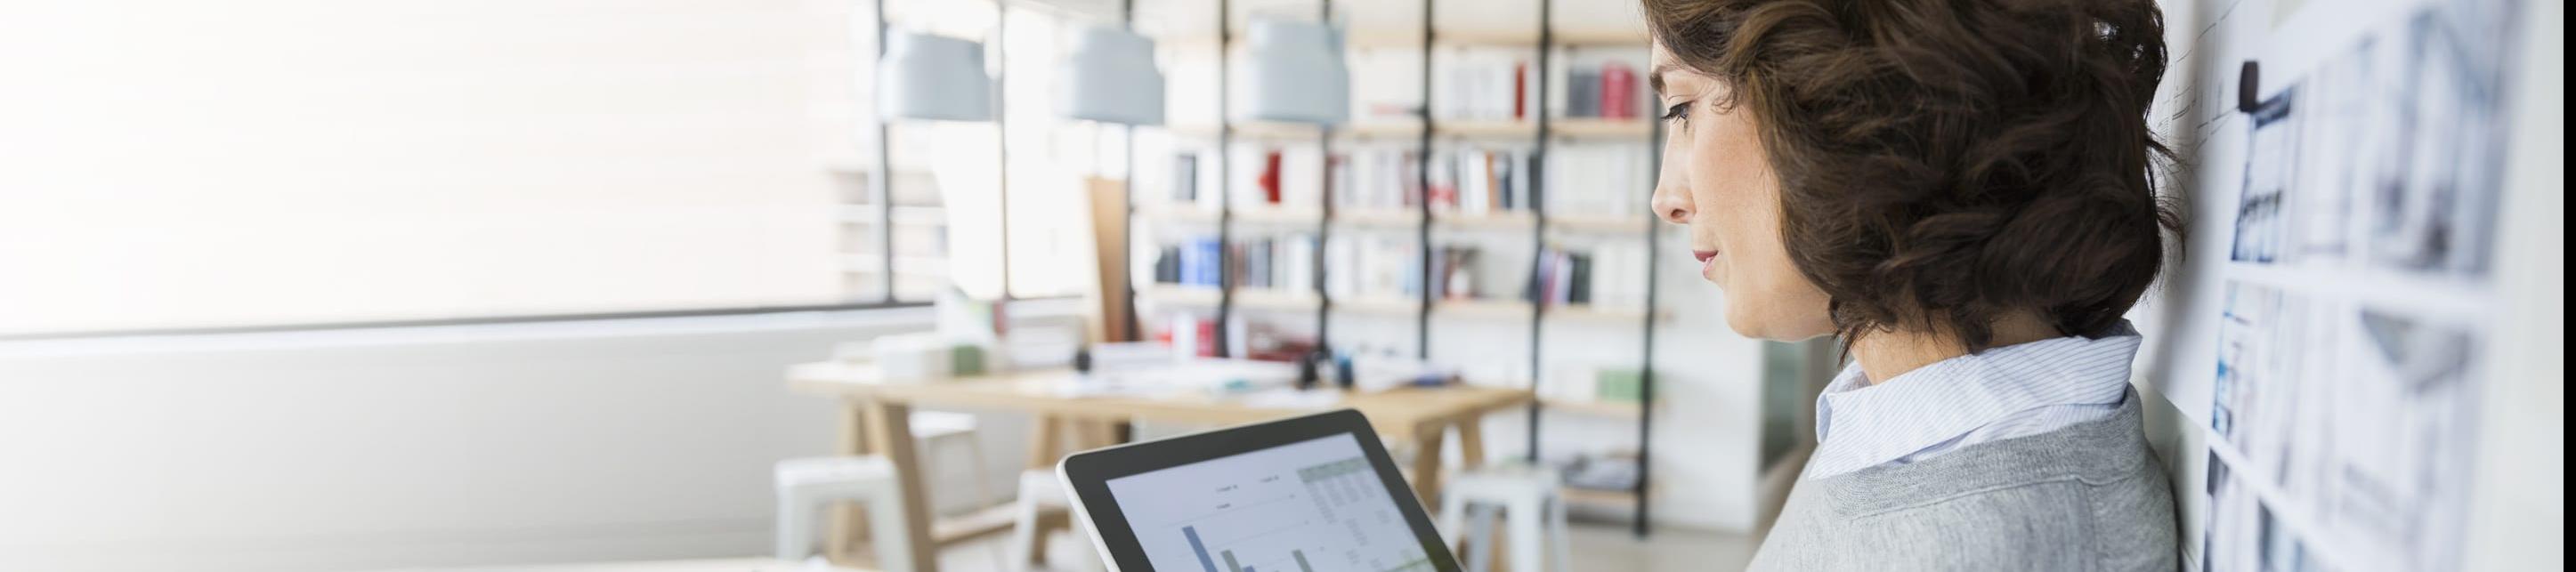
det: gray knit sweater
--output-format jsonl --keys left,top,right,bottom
{"left": 1746, "top": 390, "right": 2178, "bottom": 571}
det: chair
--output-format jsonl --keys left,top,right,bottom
{"left": 911, "top": 410, "right": 1000, "bottom": 513}
{"left": 1438, "top": 465, "right": 1574, "bottom": 572}
{"left": 1007, "top": 469, "right": 1103, "bottom": 572}
{"left": 774, "top": 455, "right": 917, "bottom": 572}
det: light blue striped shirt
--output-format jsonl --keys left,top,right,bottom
{"left": 1804, "top": 320, "right": 2143, "bottom": 479}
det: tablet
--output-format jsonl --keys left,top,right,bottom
{"left": 1057, "top": 409, "right": 1462, "bottom": 572}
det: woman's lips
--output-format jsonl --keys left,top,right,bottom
{"left": 1694, "top": 250, "right": 1720, "bottom": 279}
{"left": 1692, "top": 250, "right": 1718, "bottom": 263}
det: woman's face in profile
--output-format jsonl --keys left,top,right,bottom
{"left": 1647, "top": 44, "right": 1835, "bottom": 341}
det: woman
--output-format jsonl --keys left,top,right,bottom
{"left": 1638, "top": 0, "right": 2183, "bottom": 569}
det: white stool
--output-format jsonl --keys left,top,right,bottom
{"left": 1438, "top": 466, "right": 1574, "bottom": 572}
{"left": 911, "top": 410, "right": 1000, "bottom": 512}
{"left": 1007, "top": 469, "right": 1103, "bottom": 572}
{"left": 774, "top": 455, "right": 917, "bottom": 572}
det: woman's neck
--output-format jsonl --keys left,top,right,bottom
{"left": 1849, "top": 312, "right": 2063, "bottom": 386}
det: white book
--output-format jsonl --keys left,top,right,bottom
{"left": 1281, "top": 145, "right": 1324, "bottom": 209}
{"left": 1228, "top": 145, "right": 1267, "bottom": 208}
{"left": 1546, "top": 45, "right": 1572, "bottom": 119}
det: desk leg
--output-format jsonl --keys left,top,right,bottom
{"left": 1071, "top": 419, "right": 1117, "bottom": 451}
{"left": 863, "top": 400, "right": 941, "bottom": 572}
{"left": 829, "top": 400, "right": 873, "bottom": 565}
{"left": 1455, "top": 418, "right": 1486, "bottom": 471}
{"left": 1026, "top": 415, "right": 1063, "bottom": 471}
{"left": 1410, "top": 429, "right": 1446, "bottom": 512}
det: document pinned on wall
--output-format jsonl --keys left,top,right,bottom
{"left": 2195, "top": 0, "right": 2523, "bottom": 570}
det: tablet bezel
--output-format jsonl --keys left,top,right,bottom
{"left": 1056, "top": 408, "right": 1463, "bottom": 572}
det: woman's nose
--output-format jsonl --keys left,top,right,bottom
{"left": 1652, "top": 182, "right": 1693, "bottom": 225}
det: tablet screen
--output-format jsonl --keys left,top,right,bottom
{"left": 1104, "top": 433, "right": 1437, "bottom": 572}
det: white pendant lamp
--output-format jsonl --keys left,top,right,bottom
{"left": 1240, "top": 18, "right": 1351, "bottom": 125}
{"left": 879, "top": 30, "right": 993, "bottom": 122}
{"left": 1057, "top": 25, "right": 1166, "bottom": 125}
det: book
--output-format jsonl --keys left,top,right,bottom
{"left": 1600, "top": 61, "right": 1637, "bottom": 119}
{"left": 1171, "top": 153, "right": 1199, "bottom": 202}
{"left": 1568, "top": 253, "right": 1593, "bottom": 304}
{"left": 1513, "top": 60, "right": 1529, "bottom": 120}
{"left": 1433, "top": 47, "right": 1534, "bottom": 121}
{"left": 1260, "top": 150, "right": 1283, "bottom": 205}
{"left": 1569, "top": 68, "right": 1600, "bottom": 117}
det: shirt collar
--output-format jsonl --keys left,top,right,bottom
{"left": 1809, "top": 320, "right": 2143, "bottom": 478}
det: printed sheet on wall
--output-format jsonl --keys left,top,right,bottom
{"left": 2195, "top": 0, "right": 2523, "bottom": 570}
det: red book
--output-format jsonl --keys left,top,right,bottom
{"left": 1260, "top": 150, "right": 1283, "bottom": 204}
{"left": 1513, "top": 61, "right": 1528, "bottom": 120}
{"left": 1601, "top": 62, "right": 1637, "bottom": 119}
{"left": 1195, "top": 319, "right": 1218, "bottom": 357}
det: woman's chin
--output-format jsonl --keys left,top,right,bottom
{"left": 1720, "top": 303, "right": 1780, "bottom": 341}
{"left": 1722, "top": 299, "right": 1832, "bottom": 342}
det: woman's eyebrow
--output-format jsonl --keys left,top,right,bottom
{"left": 1649, "top": 61, "right": 1683, "bottom": 95}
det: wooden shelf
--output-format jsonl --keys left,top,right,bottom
{"left": 1234, "top": 207, "right": 1325, "bottom": 226}
{"left": 1432, "top": 298, "right": 1535, "bottom": 318}
{"left": 1430, "top": 300, "right": 1657, "bottom": 322}
{"left": 1136, "top": 285, "right": 1224, "bottom": 307}
{"left": 1433, "top": 211, "right": 1536, "bottom": 230}
{"left": 1162, "top": 119, "right": 1651, "bottom": 141}
{"left": 1333, "top": 208, "right": 1422, "bottom": 228}
{"left": 1235, "top": 288, "right": 1322, "bottom": 310}
{"left": 1140, "top": 205, "right": 1642, "bottom": 235}
{"left": 1430, "top": 212, "right": 1649, "bottom": 234}
{"left": 1161, "top": 28, "right": 1648, "bottom": 51}
{"left": 1550, "top": 118, "right": 1657, "bottom": 139}
{"left": 1369, "top": 119, "right": 1651, "bottom": 140}
{"left": 1137, "top": 286, "right": 1321, "bottom": 311}
{"left": 1333, "top": 295, "right": 1424, "bottom": 315}
{"left": 1547, "top": 213, "right": 1653, "bottom": 234}
{"left": 1550, "top": 304, "right": 1657, "bottom": 321}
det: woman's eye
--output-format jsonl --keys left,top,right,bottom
{"left": 1659, "top": 102, "right": 1690, "bottom": 125}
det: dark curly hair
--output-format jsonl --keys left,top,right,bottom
{"left": 1641, "top": 0, "right": 2184, "bottom": 350}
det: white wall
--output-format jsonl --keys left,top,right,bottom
{"left": 0, "top": 303, "right": 1081, "bottom": 571}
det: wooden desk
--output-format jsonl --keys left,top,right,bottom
{"left": 786, "top": 362, "right": 1533, "bottom": 572}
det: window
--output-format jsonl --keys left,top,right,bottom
{"left": 0, "top": 0, "right": 1101, "bottom": 335}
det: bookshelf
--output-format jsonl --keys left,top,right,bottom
{"left": 1160, "top": 27, "right": 1648, "bottom": 51}
{"left": 1130, "top": 0, "right": 1665, "bottom": 536}
{"left": 1170, "top": 118, "right": 1652, "bottom": 141}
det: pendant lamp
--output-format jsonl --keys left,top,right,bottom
{"left": 879, "top": 30, "right": 993, "bottom": 122}
{"left": 1057, "top": 25, "right": 1166, "bottom": 125}
{"left": 1240, "top": 18, "right": 1350, "bottom": 125}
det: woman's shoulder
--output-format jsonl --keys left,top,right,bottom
{"left": 1753, "top": 459, "right": 2177, "bottom": 571}
{"left": 1749, "top": 399, "right": 2179, "bottom": 571}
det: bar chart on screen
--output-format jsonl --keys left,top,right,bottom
{"left": 1106, "top": 434, "right": 1436, "bottom": 572}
